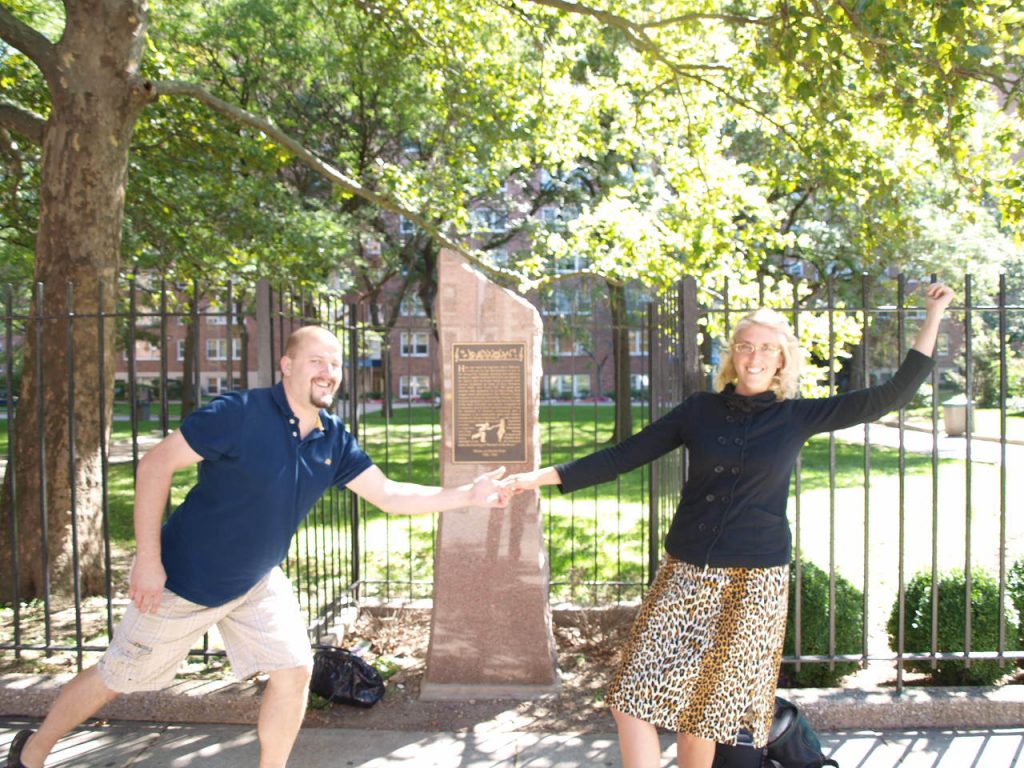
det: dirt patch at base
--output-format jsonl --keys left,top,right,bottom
{"left": 302, "top": 606, "right": 634, "bottom": 733}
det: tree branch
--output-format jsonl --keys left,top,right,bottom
{"left": 523, "top": 0, "right": 773, "bottom": 35}
{"left": 822, "top": 0, "right": 1019, "bottom": 99}
{"left": 0, "top": 101, "right": 46, "bottom": 145}
{"left": 642, "top": 12, "right": 776, "bottom": 30}
{"left": 521, "top": 0, "right": 806, "bottom": 153}
{"left": 154, "top": 79, "right": 513, "bottom": 284}
{"left": 0, "top": 4, "right": 57, "bottom": 81}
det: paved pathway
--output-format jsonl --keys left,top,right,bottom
{"left": 3, "top": 720, "right": 1024, "bottom": 767}
{"left": 831, "top": 421, "right": 1022, "bottom": 465}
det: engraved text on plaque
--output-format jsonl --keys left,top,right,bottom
{"left": 452, "top": 342, "right": 526, "bottom": 463}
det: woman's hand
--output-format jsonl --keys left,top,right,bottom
{"left": 500, "top": 467, "right": 561, "bottom": 494}
{"left": 924, "top": 282, "right": 955, "bottom": 316}
{"left": 912, "top": 282, "right": 956, "bottom": 356}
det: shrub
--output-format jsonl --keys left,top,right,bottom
{"left": 887, "top": 569, "right": 1020, "bottom": 686}
{"left": 779, "top": 559, "right": 863, "bottom": 688}
{"left": 1009, "top": 559, "right": 1024, "bottom": 649}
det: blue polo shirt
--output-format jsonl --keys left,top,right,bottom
{"left": 160, "top": 383, "right": 373, "bottom": 606}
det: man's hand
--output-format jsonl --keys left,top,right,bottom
{"left": 469, "top": 466, "right": 510, "bottom": 507}
{"left": 128, "top": 555, "right": 167, "bottom": 614}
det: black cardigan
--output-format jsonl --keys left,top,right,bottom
{"left": 556, "top": 349, "right": 935, "bottom": 568}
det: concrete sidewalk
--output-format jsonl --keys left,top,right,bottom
{"left": 3, "top": 678, "right": 1024, "bottom": 766}
{"left": 3, "top": 719, "right": 1024, "bottom": 767}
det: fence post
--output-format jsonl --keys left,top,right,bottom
{"left": 646, "top": 302, "right": 659, "bottom": 584}
{"left": 347, "top": 303, "right": 361, "bottom": 599}
{"left": 256, "top": 279, "right": 273, "bottom": 388}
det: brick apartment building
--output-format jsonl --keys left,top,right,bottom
{"left": 112, "top": 277, "right": 962, "bottom": 406}
{"left": 110, "top": 167, "right": 960, "bottom": 403}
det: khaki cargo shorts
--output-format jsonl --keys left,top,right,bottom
{"left": 98, "top": 567, "right": 313, "bottom": 693}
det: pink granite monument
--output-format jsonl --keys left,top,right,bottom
{"left": 420, "top": 249, "right": 559, "bottom": 699}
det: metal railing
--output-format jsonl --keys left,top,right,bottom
{"left": 1, "top": 271, "right": 1022, "bottom": 691}
{"left": 659, "top": 272, "right": 1024, "bottom": 690}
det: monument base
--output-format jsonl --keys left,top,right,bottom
{"left": 419, "top": 679, "right": 561, "bottom": 702}
{"left": 423, "top": 250, "right": 560, "bottom": 698}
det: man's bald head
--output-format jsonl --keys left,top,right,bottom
{"left": 284, "top": 326, "right": 342, "bottom": 359}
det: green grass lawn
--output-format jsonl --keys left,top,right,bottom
{"left": 5, "top": 402, "right": 1022, "bottom": 612}
{"left": 283, "top": 403, "right": 1024, "bottom": 608}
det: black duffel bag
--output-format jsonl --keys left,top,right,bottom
{"left": 309, "top": 646, "right": 385, "bottom": 708}
{"left": 712, "top": 697, "right": 838, "bottom": 768}
{"left": 764, "top": 696, "right": 838, "bottom": 768}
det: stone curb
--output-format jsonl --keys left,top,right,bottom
{"left": 2, "top": 673, "right": 1022, "bottom": 731}
{"left": 0, "top": 674, "right": 262, "bottom": 726}
{"left": 782, "top": 685, "right": 1024, "bottom": 730}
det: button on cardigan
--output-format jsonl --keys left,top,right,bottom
{"left": 555, "top": 349, "right": 935, "bottom": 568}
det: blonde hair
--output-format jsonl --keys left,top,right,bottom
{"left": 714, "top": 308, "right": 802, "bottom": 400}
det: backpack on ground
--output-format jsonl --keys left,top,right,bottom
{"left": 711, "top": 697, "right": 838, "bottom": 768}
{"left": 764, "top": 696, "right": 838, "bottom": 768}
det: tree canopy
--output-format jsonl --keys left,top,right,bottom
{"left": 2, "top": 0, "right": 1022, "bottom": 298}
{"left": 1, "top": 0, "right": 1022, "bottom": 599}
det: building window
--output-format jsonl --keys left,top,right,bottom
{"left": 630, "top": 373, "right": 650, "bottom": 394}
{"left": 400, "top": 332, "right": 429, "bottom": 357}
{"left": 554, "top": 252, "right": 589, "bottom": 273}
{"left": 399, "top": 374, "right": 431, "bottom": 399}
{"left": 133, "top": 340, "right": 162, "bottom": 361}
{"left": 539, "top": 205, "right": 579, "bottom": 230}
{"left": 206, "top": 315, "right": 228, "bottom": 325}
{"left": 177, "top": 340, "right": 186, "bottom": 361}
{"left": 544, "top": 374, "right": 591, "bottom": 399}
{"left": 543, "top": 334, "right": 587, "bottom": 357}
{"left": 936, "top": 333, "right": 950, "bottom": 357}
{"left": 364, "top": 334, "right": 383, "bottom": 362}
{"left": 629, "top": 329, "right": 648, "bottom": 356}
{"left": 543, "top": 288, "right": 592, "bottom": 316}
{"left": 470, "top": 207, "right": 508, "bottom": 233}
{"left": 399, "top": 215, "right": 416, "bottom": 235}
{"left": 205, "top": 375, "right": 242, "bottom": 395}
{"left": 206, "top": 338, "right": 241, "bottom": 361}
{"left": 400, "top": 295, "right": 427, "bottom": 317}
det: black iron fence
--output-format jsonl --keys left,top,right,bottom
{"left": 659, "top": 272, "right": 1024, "bottom": 690}
{"left": 1, "top": 270, "right": 1022, "bottom": 691}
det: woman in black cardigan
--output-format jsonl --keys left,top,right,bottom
{"left": 503, "top": 282, "right": 954, "bottom": 768}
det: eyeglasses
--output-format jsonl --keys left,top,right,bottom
{"left": 731, "top": 341, "right": 782, "bottom": 356}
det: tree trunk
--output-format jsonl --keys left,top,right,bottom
{"left": 608, "top": 281, "right": 633, "bottom": 443}
{"left": 0, "top": 0, "right": 151, "bottom": 601}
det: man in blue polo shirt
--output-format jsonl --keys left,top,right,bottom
{"left": 9, "top": 325, "right": 508, "bottom": 768}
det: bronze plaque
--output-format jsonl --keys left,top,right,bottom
{"left": 452, "top": 342, "right": 526, "bottom": 463}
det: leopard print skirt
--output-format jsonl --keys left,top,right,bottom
{"left": 606, "top": 556, "right": 789, "bottom": 747}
